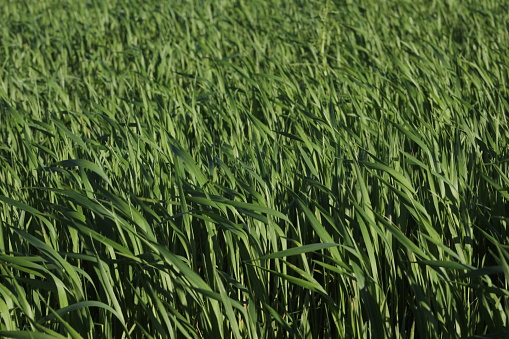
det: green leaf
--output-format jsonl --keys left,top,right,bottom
{"left": 256, "top": 243, "right": 340, "bottom": 260}
{"left": 55, "top": 159, "right": 112, "bottom": 186}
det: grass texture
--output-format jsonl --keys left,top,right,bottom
{"left": 0, "top": 0, "right": 508, "bottom": 338}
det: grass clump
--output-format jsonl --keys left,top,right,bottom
{"left": 0, "top": 0, "right": 508, "bottom": 338}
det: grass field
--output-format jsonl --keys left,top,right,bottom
{"left": 1, "top": 0, "right": 508, "bottom": 338}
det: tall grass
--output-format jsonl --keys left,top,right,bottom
{"left": 0, "top": 0, "right": 508, "bottom": 337}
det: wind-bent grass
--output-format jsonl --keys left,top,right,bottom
{"left": 0, "top": 0, "right": 508, "bottom": 337}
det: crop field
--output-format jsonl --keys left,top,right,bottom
{"left": 0, "top": 0, "right": 508, "bottom": 338}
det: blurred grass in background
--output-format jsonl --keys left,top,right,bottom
{"left": 0, "top": 0, "right": 508, "bottom": 337}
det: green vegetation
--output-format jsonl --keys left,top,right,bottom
{"left": 1, "top": 0, "right": 508, "bottom": 337}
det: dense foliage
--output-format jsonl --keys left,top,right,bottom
{"left": 1, "top": 0, "right": 508, "bottom": 337}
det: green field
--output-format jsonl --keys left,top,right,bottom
{"left": 1, "top": 0, "right": 508, "bottom": 338}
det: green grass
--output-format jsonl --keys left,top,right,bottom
{"left": 0, "top": 0, "right": 508, "bottom": 337}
